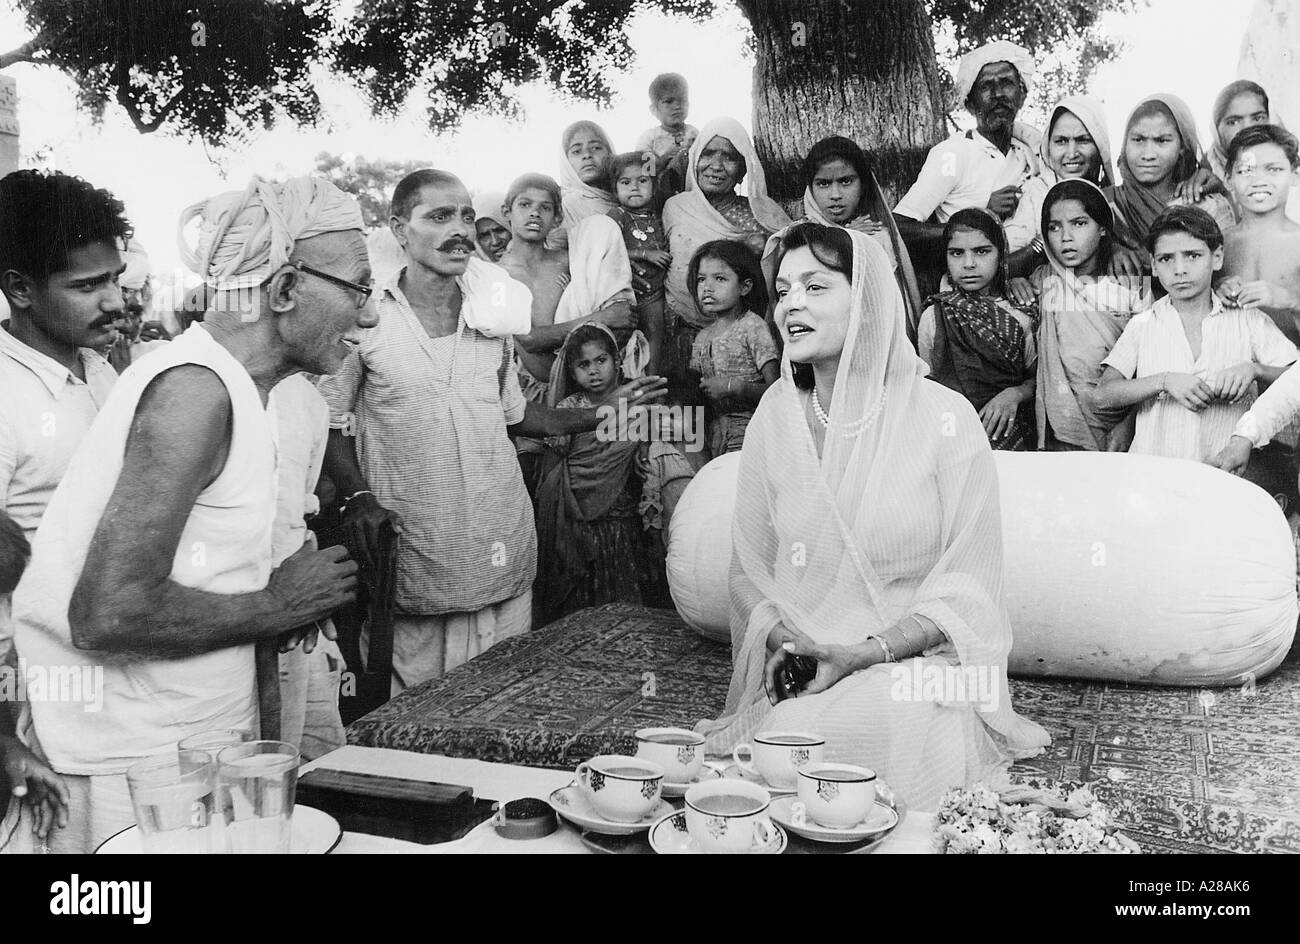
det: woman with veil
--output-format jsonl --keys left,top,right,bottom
{"left": 696, "top": 222, "right": 1048, "bottom": 811}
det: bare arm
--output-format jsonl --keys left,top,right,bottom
{"left": 1091, "top": 365, "right": 1166, "bottom": 412}
{"left": 507, "top": 375, "right": 669, "bottom": 438}
{"left": 68, "top": 366, "right": 357, "bottom": 657}
{"left": 321, "top": 427, "right": 402, "bottom": 573}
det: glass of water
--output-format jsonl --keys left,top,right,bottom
{"left": 178, "top": 728, "right": 253, "bottom": 756}
{"left": 126, "top": 750, "right": 221, "bottom": 854}
{"left": 217, "top": 740, "right": 300, "bottom": 854}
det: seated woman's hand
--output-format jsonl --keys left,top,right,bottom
{"left": 765, "top": 638, "right": 860, "bottom": 703}
{"left": 978, "top": 388, "right": 1023, "bottom": 441}
{"left": 1006, "top": 277, "right": 1037, "bottom": 308}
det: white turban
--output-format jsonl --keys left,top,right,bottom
{"left": 119, "top": 238, "right": 151, "bottom": 291}
{"left": 954, "top": 40, "right": 1034, "bottom": 106}
{"left": 178, "top": 176, "right": 365, "bottom": 290}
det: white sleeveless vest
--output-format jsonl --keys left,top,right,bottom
{"left": 13, "top": 326, "right": 277, "bottom": 775}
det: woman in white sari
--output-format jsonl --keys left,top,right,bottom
{"left": 548, "top": 120, "right": 619, "bottom": 251}
{"left": 697, "top": 222, "right": 1048, "bottom": 812}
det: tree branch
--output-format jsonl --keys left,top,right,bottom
{"left": 0, "top": 31, "right": 49, "bottom": 71}
{"left": 114, "top": 84, "right": 184, "bottom": 134}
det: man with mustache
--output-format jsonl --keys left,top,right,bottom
{"left": 894, "top": 41, "right": 1044, "bottom": 268}
{"left": 12, "top": 175, "right": 372, "bottom": 853}
{"left": 0, "top": 169, "right": 129, "bottom": 851}
{"left": 318, "top": 169, "right": 662, "bottom": 694}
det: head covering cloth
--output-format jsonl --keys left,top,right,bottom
{"left": 955, "top": 40, "right": 1035, "bottom": 107}
{"left": 178, "top": 175, "right": 364, "bottom": 291}
{"left": 1040, "top": 96, "right": 1114, "bottom": 189}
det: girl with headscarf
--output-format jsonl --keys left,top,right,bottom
{"left": 695, "top": 222, "right": 1048, "bottom": 811}
{"left": 1034, "top": 179, "right": 1152, "bottom": 451}
{"left": 662, "top": 118, "right": 792, "bottom": 395}
{"left": 1107, "top": 94, "right": 1237, "bottom": 270}
{"left": 548, "top": 120, "right": 619, "bottom": 251}
{"left": 534, "top": 323, "right": 667, "bottom": 623}
{"left": 919, "top": 208, "right": 1040, "bottom": 451}
{"left": 796, "top": 135, "right": 924, "bottom": 339}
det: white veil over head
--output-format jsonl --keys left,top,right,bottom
{"left": 698, "top": 224, "right": 1049, "bottom": 764}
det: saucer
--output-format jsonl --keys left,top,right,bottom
{"left": 721, "top": 763, "right": 797, "bottom": 796}
{"left": 648, "top": 810, "right": 787, "bottom": 855}
{"left": 94, "top": 805, "right": 343, "bottom": 854}
{"left": 768, "top": 794, "right": 899, "bottom": 843}
{"left": 548, "top": 784, "right": 673, "bottom": 836}
{"left": 660, "top": 763, "right": 725, "bottom": 798}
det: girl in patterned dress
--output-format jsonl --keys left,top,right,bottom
{"left": 687, "top": 240, "right": 779, "bottom": 457}
{"left": 534, "top": 324, "right": 668, "bottom": 624}
{"left": 918, "top": 208, "right": 1039, "bottom": 451}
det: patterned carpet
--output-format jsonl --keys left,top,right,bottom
{"left": 347, "top": 603, "right": 1300, "bottom": 854}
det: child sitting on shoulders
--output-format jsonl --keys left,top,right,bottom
{"left": 1095, "top": 205, "right": 1297, "bottom": 462}
{"left": 635, "top": 72, "right": 698, "bottom": 197}
{"left": 687, "top": 240, "right": 779, "bottom": 457}
{"left": 608, "top": 152, "right": 669, "bottom": 375}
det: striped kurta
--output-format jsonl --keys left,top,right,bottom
{"left": 315, "top": 271, "right": 536, "bottom": 615}
{"left": 1102, "top": 296, "right": 1297, "bottom": 462}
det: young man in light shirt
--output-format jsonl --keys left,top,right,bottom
{"left": 0, "top": 170, "right": 132, "bottom": 850}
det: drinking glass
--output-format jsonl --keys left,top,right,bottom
{"left": 126, "top": 750, "right": 221, "bottom": 853}
{"left": 217, "top": 740, "right": 300, "bottom": 854}
{"left": 178, "top": 728, "right": 253, "bottom": 755}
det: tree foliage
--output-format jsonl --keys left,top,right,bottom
{"left": 333, "top": 0, "right": 715, "bottom": 134}
{"left": 312, "top": 150, "right": 429, "bottom": 228}
{"left": 0, "top": 0, "right": 1141, "bottom": 147}
{"left": 0, "top": 0, "right": 333, "bottom": 145}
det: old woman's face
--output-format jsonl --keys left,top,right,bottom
{"left": 697, "top": 135, "right": 745, "bottom": 197}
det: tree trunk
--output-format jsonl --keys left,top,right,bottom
{"left": 736, "top": 0, "right": 946, "bottom": 210}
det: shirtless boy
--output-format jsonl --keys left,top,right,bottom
{"left": 499, "top": 173, "right": 634, "bottom": 389}
{"left": 1219, "top": 125, "right": 1300, "bottom": 345}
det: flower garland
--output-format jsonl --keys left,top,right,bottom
{"left": 933, "top": 782, "right": 1141, "bottom": 854}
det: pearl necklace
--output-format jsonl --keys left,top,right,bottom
{"left": 811, "top": 386, "right": 887, "bottom": 438}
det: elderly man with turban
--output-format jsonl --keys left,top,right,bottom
{"left": 12, "top": 175, "right": 374, "bottom": 853}
{"left": 894, "top": 40, "right": 1044, "bottom": 269}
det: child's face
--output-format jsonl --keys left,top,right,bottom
{"left": 946, "top": 226, "right": 1000, "bottom": 294}
{"left": 567, "top": 130, "right": 611, "bottom": 185}
{"left": 1047, "top": 111, "right": 1101, "bottom": 181}
{"left": 615, "top": 163, "right": 655, "bottom": 209}
{"left": 1125, "top": 112, "right": 1182, "bottom": 187}
{"left": 571, "top": 339, "right": 618, "bottom": 395}
{"left": 1152, "top": 231, "right": 1223, "bottom": 302}
{"left": 507, "top": 187, "right": 559, "bottom": 243}
{"left": 695, "top": 256, "right": 750, "bottom": 317}
{"left": 1229, "top": 141, "right": 1298, "bottom": 215}
{"left": 1216, "top": 91, "right": 1269, "bottom": 148}
{"left": 810, "top": 158, "right": 863, "bottom": 224}
{"left": 1045, "top": 198, "right": 1105, "bottom": 274}
{"left": 651, "top": 92, "right": 689, "bottom": 129}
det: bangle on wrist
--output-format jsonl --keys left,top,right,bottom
{"left": 869, "top": 634, "right": 896, "bottom": 664}
{"left": 339, "top": 489, "right": 374, "bottom": 515}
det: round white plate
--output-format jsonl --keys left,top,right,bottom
{"left": 720, "top": 762, "right": 797, "bottom": 796}
{"left": 648, "top": 810, "right": 787, "bottom": 855}
{"left": 94, "top": 805, "right": 343, "bottom": 854}
{"left": 548, "top": 784, "right": 673, "bottom": 836}
{"left": 768, "top": 794, "right": 899, "bottom": 843}
{"left": 660, "top": 764, "right": 725, "bottom": 798}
